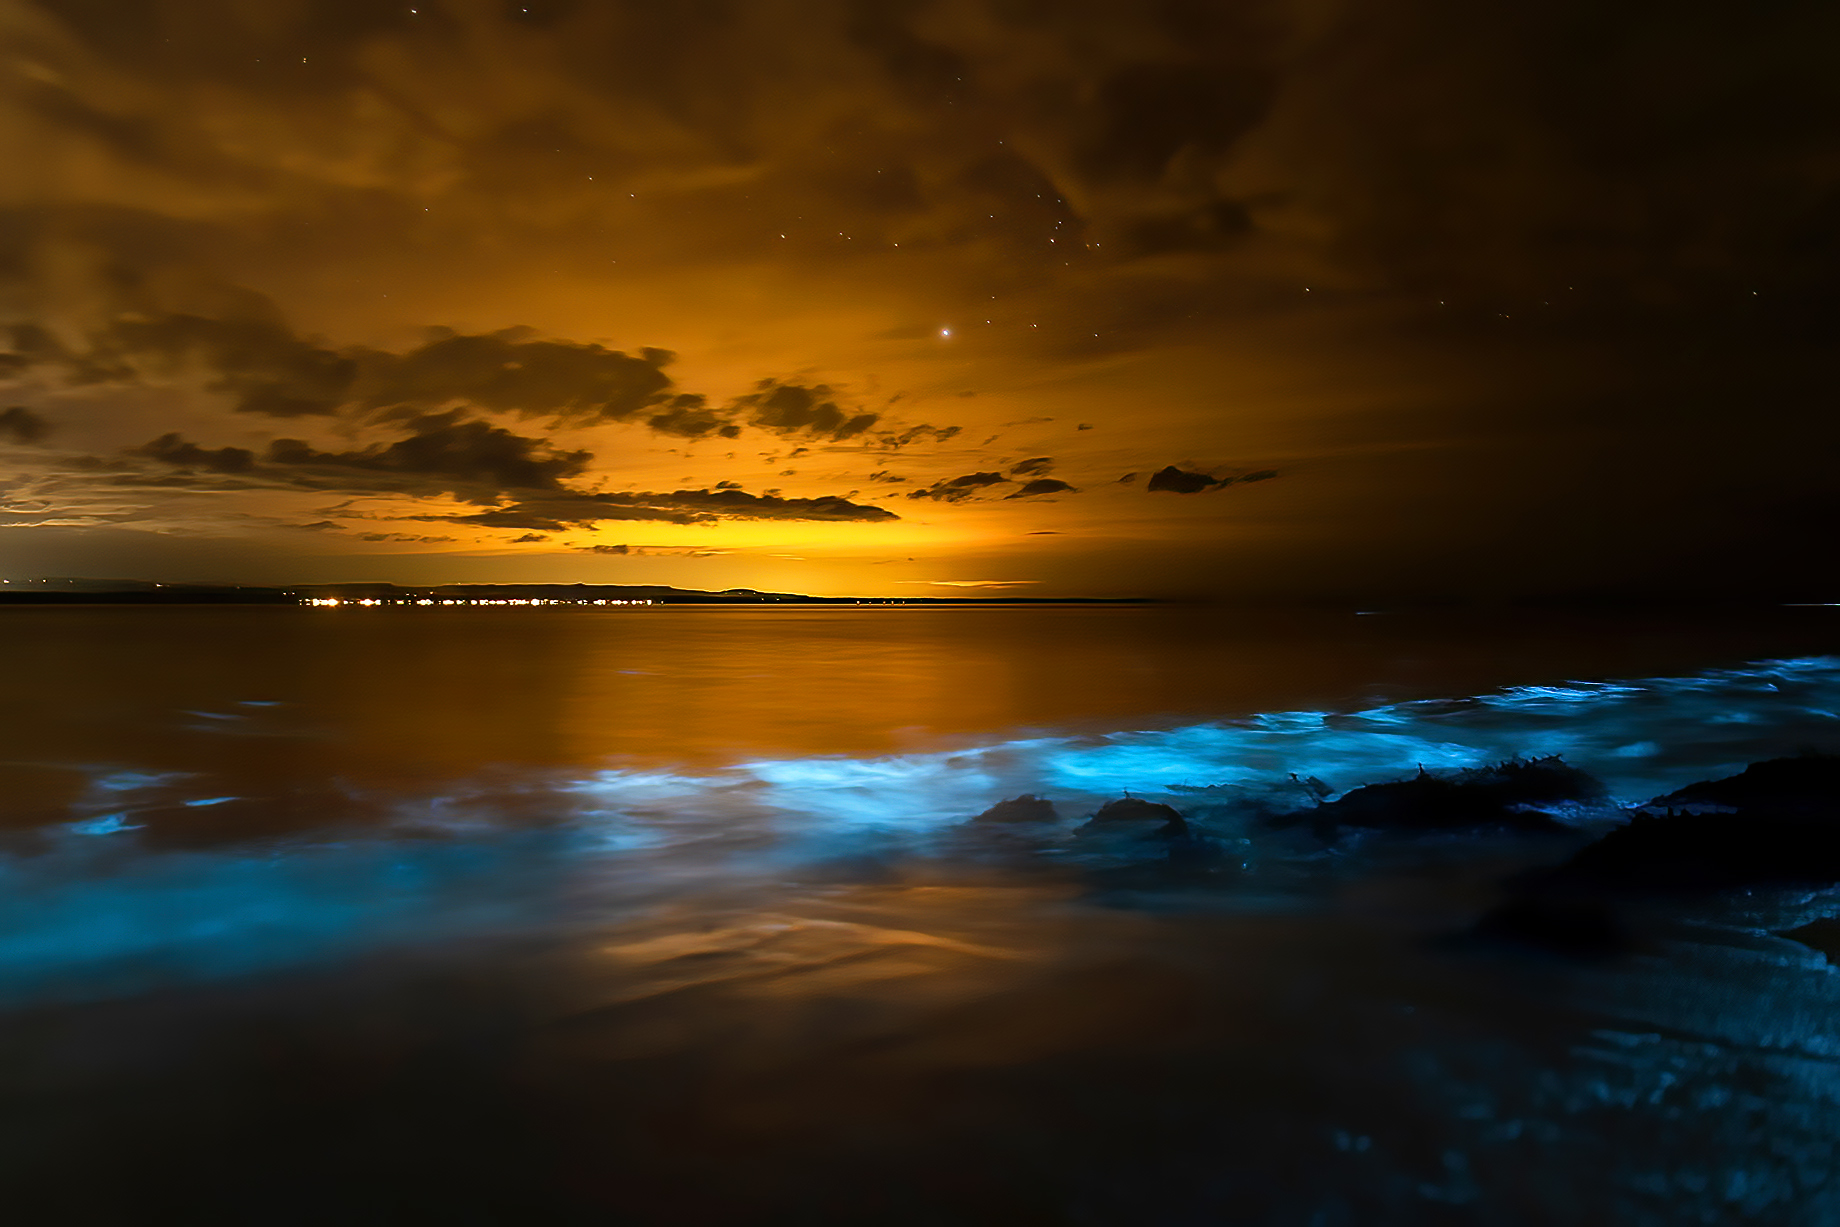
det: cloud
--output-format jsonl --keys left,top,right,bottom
{"left": 103, "top": 311, "right": 358, "bottom": 418}
{"left": 18, "top": 303, "right": 959, "bottom": 447}
{"left": 1142, "top": 465, "right": 1279, "bottom": 493}
{"left": 1145, "top": 465, "right": 1229, "bottom": 494}
{"left": 1005, "top": 478, "right": 1077, "bottom": 498}
{"left": 132, "top": 433, "right": 257, "bottom": 474}
{"left": 0, "top": 407, "right": 50, "bottom": 444}
{"left": 1008, "top": 457, "right": 1054, "bottom": 476}
{"left": 356, "top": 330, "right": 675, "bottom": 427}
{"left": 446, "top": 508, "right": 570, "bottom": 531}
{"left": 896, "top": 580, "right": 1040, "bottom": 588}
{"left": 867, "top": 470, "right": 906, "bottom": 483}
{"left": 130, "top": 409, "right": 897, "bottom": 525}
{"left": 266, "top": 411, "right": 591, "bottom": 494}
{"left": 903, "top": 470, "right": 1081, "bottom": 502}
{"left": 730, "top": 381, "right": 880, "bottom": 441}
{"left": 509, "top": 533, "right": 550, "bottom": 543}
{"left": 883, "top": 424, "right": 965, "bottom": 448}
{"left": 578, "top": 544, "right": 730, "bottom": 557}
{"left": 612, "top": 488, "right": 898, "bottom": 522}
{"left": 449, "top": 487, "right": 898, "bottom": 528}
{"left": 906, "top": 471, "right": 1008, "bottom": 502}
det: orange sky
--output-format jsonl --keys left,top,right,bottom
{"left": 3, "top": 0, "right": 1836, "bottom": 600}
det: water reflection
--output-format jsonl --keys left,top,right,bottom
{"left": 8, "top": 855, "right": 1839, "bottom": 1224}
{"left": 6, "top": 604, "right": 1840, "bottom": 810}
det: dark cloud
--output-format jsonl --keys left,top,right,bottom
{"left": 646, "top": 395, "right": 741, "bottom": 440}
{"left": 105, "top": 311, "right": 357, "bottom": 417}
{"left": 19, "top": 304, "right": 955, "bottom": 446}
{"left": 732, "top": 381, "right": 880, "bottom": 442}
{"left": 9, "top": 0, "right": 1839, "bottom": 319}
{"left": 0, "top": 406, "right": 50, "bottom": 444}
{"left": 619, "top": 488, "right": 898, "bottom": 523}
{"left": 128, "top": 413, "right": 891, "bottom": 523}
{"left": 450, "top": 487, "right": 899, "bottom": 529}
{"left": 883, "top": 425, "right": 964, "bottom": 448}
{"left": 1145, "top": 466, "right": 1231, "bottom": 494}
{"left": 509, "top": 533, "right": 549, "bottom": 543}
{"left": 576, "top": 543, "right": 728, "bottom": 557}
{"left": 907, "top": 472, "right": 1009, "bottom": 503}
{"left": 1140, "top": 466, "right": 1280, "bottom": 494}
{"left": 867, "top": 471, "right": 906, "bottom": 483}
{"left": 1005, "top": 478, "right": 1077, "bottom": 498}
{"left": 447, "top": 508, "right": 570, "bottom": 532}
{"left": 1008, "top": 457, "right": 1054, "bottom": 477}
{"left": 266, "top": 411, "right": 591, "bottom": 494}
{"left": 70, "top": 314, "right": 674, "bottom": 426}
{"left": 356, "top": 329, "right": 675, "bottom": 427}
{"left": 132, "top": 432, "right": 257, "bottom": 474}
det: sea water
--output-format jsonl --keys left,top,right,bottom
{"left": 2, "top": 604, "right": 1839, "bottom": 1224}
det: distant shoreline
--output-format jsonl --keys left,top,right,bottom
{"left": 0, "top": 583, "right": 1156, "bottom": 607}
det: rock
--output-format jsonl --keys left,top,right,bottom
{"left": 971, "top": 794, "right": 1059, "bottom": 824}
{"left": 1079, "top": 797, "right": 1189, "bottom": 838}
{"left": 1282, "top": 756, "right": 1602, "bottom": 834}
{"left": 1529, "top": 808, "right": 1840, "bottom": 892}
{"left": 1648, "top": 753, "right": 1840, "bottom": 820}
{"left": 1779, "top": 917, "right": 1840, "bottom": 963}
{"left": 1168, "top": 774, "right": 1331, "bottom": 817}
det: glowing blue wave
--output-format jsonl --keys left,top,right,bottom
{"left": 1, "top": 655, "right": 1836, "bottom": 1004}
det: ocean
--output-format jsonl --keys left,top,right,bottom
{"left": 3, "top": 603, "right": 1840, "bottom": 1224}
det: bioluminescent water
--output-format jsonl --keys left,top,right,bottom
{"left": 3, "top": 604, "right": 1839, "bottom": 1224}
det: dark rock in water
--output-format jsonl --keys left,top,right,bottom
{"left": 1079, "top": 798, "right": 1189, "bottom": 838}
{"left": 1649, "top": 753, "right": 1840, "bottom": 820}
{"left": 1779, "top": 917, "right": 1840, "bottom": 963}
{"left": 1168, "top": 774, "right": 1330, "bottom": 817}
{"left": 1282, "top": 756, "right": 1602, "bottom": 834}
{"left": 971, "top": 794, "right": 1060, "bottom": 824}
{"left": 1502, "top": 754, "right": 1840, "bottom": 896}
{"left": 1531, "top": 808, "right": 1840, "bottom": 892}
{"left": 1471, "top": 896, "right": 1629, "bottom": 959}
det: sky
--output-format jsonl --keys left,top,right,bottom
{"left": 1, "top": 0, "right": 1836, "bottom": 600}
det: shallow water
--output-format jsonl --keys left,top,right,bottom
{"left": 3, "top": 604, "right": 1840, "bottom": 1223}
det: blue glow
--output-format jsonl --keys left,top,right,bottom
{"left": 1, "top": 655, "right": 1837, "bottom": 1004}
{"left": 67, "top": 814, "right": 142, "bottom": 836}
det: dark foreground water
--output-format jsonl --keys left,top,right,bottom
{"left": 4, "top": 604, "right": 1840, "bottom": 1224}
